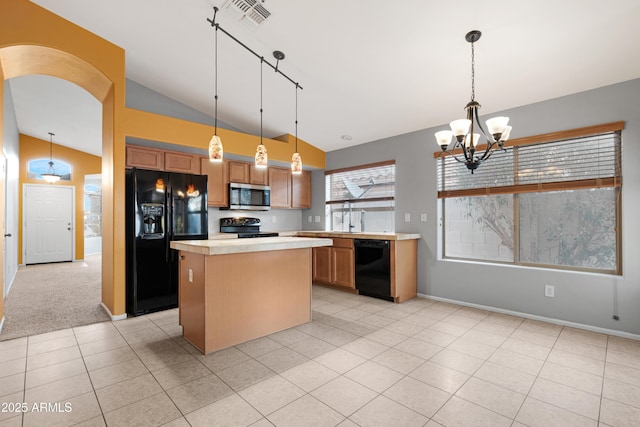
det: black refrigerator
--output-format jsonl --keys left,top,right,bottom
{"left": 126, "top": 168, "right": 208, "bottom": 316}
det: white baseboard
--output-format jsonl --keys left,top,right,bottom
{"left": 417, "top": 293, "right": 640, "bottom": 341}
{"left": 101, "top": 303, "right": 127, "bottom": 321}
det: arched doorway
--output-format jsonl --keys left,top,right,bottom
{"left": 0, "top": 40, "right": 126, "bottom": 320}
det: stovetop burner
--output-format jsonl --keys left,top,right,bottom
{"left": 220, "top": 217, "right": 279, "bottom": 238}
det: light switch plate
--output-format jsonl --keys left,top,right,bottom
{"left": 421, "top": 213, "right": 427, "bottom": 222}
{"left": 314, "top": 216, "right": 321, "bottom": 223}
{"left": 308, "top": 215, "right": 313, "bottom": 223}
{"left": 272, "top": 216, "right": 277, "bottom": 223}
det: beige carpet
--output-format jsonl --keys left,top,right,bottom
{"left": 0, "top": 254, "right": 110, "bottom": 341}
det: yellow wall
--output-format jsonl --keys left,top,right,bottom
{"left": 1, "top": 0, "right": 326, "bottom": 318}
{"left": 124, "top": 109, "right": 326, "bottom": 169}
{"left": 18, "top": 134, "right": 102, "bottom": 264}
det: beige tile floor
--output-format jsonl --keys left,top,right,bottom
{"left": 1, "top": 285, "right": 640, "bottom": 426}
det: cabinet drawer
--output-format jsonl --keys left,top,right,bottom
{"left": 332, "top": 238, "right": 354, "bottom": 249}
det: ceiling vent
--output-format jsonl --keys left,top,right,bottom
{"left": 223, "top": 0, "right": 271, "bottom": 29}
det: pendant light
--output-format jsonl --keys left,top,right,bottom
{"left": 41, "top": 132, "right": 62, "bottom": 183}
{"left": 435, "top": 30, "right": 512, "bottom": 173}
{"left": 255, "top": 57, "right": 268, "bottom": 169}
{"left": 291, "top": 82, "right": 302, "bottom": 174}
{"left": 208, "top": 7, "right": 223, "bottom": 162}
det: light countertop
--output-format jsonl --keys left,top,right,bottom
{"left": 295, "top": 231, "right": 421, "bottom": 240}
{"left": 171, "top": 236, "right": 333, "bottom": 256}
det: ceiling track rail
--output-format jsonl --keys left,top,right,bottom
{"left": 207, "top": 7, "right": 303, "bottom": 90}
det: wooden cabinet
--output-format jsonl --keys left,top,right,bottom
{"left": 311, "top": 236, "right": 418, "bottom": 302}
{"left": 312, "top": 246, "right": 332, "bottom": 283}
{"left": 200, "top": 158, "right": 228, "bottom": 207}
{"left": 312, "top": 238, "right": 354, "bottom": 289}
{"left": 126, "top": 145, "right": 200, "bottom": 174}
{"left": 292, "top": 170, "right": 311, "bottom": 209}
{"left": 165, "top": 151, "right": 200, "bottom": 174}
{"left": 126, "top": 145, "right": 164, "bottom": 170}
{"left": 228, "top": 161, "right": 249, "bottom": 183}
{"left": 228, "top": 161, "right": 269, "bottom": 185}
{"left": 269, "top": 167, "right": 291, "bottom": 208}
{"left": 269, "top": 168, "right": 311, "bottom": 209}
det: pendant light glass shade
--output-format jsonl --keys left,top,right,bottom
{"left": 41, "top": 163, "right": 61, "bottom": 183}
{"left": 41, "top": 132, "right": 62, "bottom": 183}
{"left": 291, "top": 152, "right": 302, "bottom": 174}
{"left": 255, "top": 143, "right": 268, "bottom": 168}
{"left": 209, "top": 134, "right": 223, "bottom": 162}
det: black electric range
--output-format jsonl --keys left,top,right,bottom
{"left": 219, "top": 217, "right": 279, "bottom": 239}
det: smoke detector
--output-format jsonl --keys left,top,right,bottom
{"left": 222, "top": 0, "right": 271, "bottom": 29}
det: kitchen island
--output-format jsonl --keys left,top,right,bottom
{"left": 170, "top": 237, "right": 332, "bottom": 354}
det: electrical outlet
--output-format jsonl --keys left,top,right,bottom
{"left": 404, "top": 213, "right": 411, "bottom": 222}
{"left": 272, "top": 216, "right": 277, "bottom": 223}
{"left": 544, "top": 285, "right": 555, "bottom": 298}
{"left": 308, "top": 215, "right": 313, "bottom": 223}
{"left": 421, "top": 213, "right": 428, "bottom": 222}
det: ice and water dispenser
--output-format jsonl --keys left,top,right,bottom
{"left": 141, "top": 203, "right": 164, "bottom": 237}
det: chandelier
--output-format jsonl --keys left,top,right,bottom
{"left": 435, "top": 30, "right": 512, "bottom": 173}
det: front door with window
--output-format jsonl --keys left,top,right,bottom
{"left": 24, "top": 184, "right": 74, "bottom": 264}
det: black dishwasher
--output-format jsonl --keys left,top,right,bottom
{"left": 354, "top": 239, "right": 392, "bottom": 301}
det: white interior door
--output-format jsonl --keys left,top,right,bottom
{"left": 24, "top": 184, "right": 74, "bottom": 264}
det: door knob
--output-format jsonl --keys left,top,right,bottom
{"left": 3, "top": 233, "right": 11, "bottom": 237}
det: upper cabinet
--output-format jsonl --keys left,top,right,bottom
{"left": 268, "top": 167, "right": 291, "bottom": 208}
{"left": 126, "top": 145, "right": 164, "bottom": 170}
{"left": 127, "top": 145, "right": 311, "bottom": 210}
{"left": 200, "top": 158, "right": 228, "bottom": 207}
{"left": 292, "top": 170, "right": 312, "bottom": 209}
{"left": 126, "top": 145, "right": 200, "bottom": 174}
{"left": 269, "top": 168, "right": 312, "bottom": 209}
{"left": 165, "top": 151, "right": 201, "bottom": 174}
{"left": 228, "top": 161, "right": 268, "bottom": 185}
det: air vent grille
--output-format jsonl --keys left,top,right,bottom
{"left": 223, "top": 0, "right": 272, "bottom": 29}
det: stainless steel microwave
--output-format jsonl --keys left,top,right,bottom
{"left": 227, "top": 182, "right": 271, "bottom": 211}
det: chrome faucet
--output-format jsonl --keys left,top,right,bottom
{"left": 342, "top": 201, "right": 354, "bottom": 232}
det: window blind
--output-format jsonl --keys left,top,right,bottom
{"left": 437, "top": 124, "right": 622, "bottom": 198}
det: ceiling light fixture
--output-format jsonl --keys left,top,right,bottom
{"left": 209, "top": 7, "right": 223, "bottom": 162}
{"left": 255, "top": 57, "right": 268, "bottom": 169}
{"left": 435, "top": 30, "right": 512, "bottom": 173}
{"left": 291, "top": 82, "right": 302, "bottom": 174}
{"left": 206, "top": 7, "right": 302, "bottom": 168}
{"left": 41, "top": 132, "right": 62, "bottom": 183}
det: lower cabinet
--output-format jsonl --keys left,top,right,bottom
{"left": 312, "top": 236, "right": 418, "bottom": 302}
{"left": 312, "top": 238, "right": 354, "bottom": 289}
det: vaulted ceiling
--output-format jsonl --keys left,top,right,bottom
{"left": 9, "top": 0, "right": 640, "bottom": 157}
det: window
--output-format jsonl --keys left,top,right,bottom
{"left": 437, "top": 122, "right": 623, "bottom": 274}
{"left": 325, "top": 161, "right": 395, "bottom": 232}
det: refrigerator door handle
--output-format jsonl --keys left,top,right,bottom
{"left": 166, "top": 186, "right": 172, "bottom": 263}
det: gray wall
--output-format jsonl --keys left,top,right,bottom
{"left": 3, "top": 80, "right": 20, "bottom": 296}
{"left": 323, "top": 79, "right": 640, "bottom": 336}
